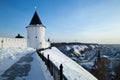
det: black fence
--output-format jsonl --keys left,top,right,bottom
{"left": 36, "top": 50, "right": 67, "bottom": 80}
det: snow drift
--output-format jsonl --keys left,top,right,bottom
{"left": 42, "top": 47, "right": 98, "bottom": 80}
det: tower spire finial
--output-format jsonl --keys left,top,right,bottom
{"left": 34, "top": 6, "right": 37, "bottom": 11}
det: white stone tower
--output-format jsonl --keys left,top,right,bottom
{"left": 26, "top": 11, "right": 50, "bottom": 49}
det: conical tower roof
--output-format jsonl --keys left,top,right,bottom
{"left": 30, "top": 11, "right": 42, "bottom": 25}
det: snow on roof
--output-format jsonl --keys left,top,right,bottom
{"left": 66, "top": 45, "right": 88, "bottom": 51}
{"left": 90, "top": 45, "right": 96, "bottom": 49}
{"left": 42, "top": 47, "right": 98, "bottom": 80}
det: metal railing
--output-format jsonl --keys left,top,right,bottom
{"left": 37, "top": 50, "right": 67, "bottom": 80}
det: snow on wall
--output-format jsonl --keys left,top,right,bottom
{"left": 42, "top": 47, "right": 98, "bottom": 80}
{"left": 0, "top": 37, "right": 27, "bottom": 48}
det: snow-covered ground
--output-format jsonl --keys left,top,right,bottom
{"left": 16, "top": 51, "right": 53, "bottom": 80}
{"left": 0, "top": 46, "right": 99, "bottom": 80}
{"left": 0, "top": 48, "right": 35, "bottom": 75}
{"left": 0, "top": 47, "right": 53, "bottom": 80}
{"left": 41, "top": 47, "right": 98, "bottom": 80}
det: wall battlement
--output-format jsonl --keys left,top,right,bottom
{"left": 0, "top": 37, "right": 27, "bottom": 48}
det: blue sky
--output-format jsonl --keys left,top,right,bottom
{"left": 0, "top": 0, "right": 120, "bottom": 44}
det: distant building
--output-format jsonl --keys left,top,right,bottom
{"left": 15, "top": 34, "right": 24, "bottom": 38}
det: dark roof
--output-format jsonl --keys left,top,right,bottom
{"left": 15, "top": 34, "right": 24, "bottom": 38}
{"left": 30, "top": 11, "right": 42, "bottom": 25}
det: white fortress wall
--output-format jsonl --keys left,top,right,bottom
{"left": 0, "top": 37, "right": 27, "bottom": 48}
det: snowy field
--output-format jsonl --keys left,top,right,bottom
{"left": 0, "top": 47, "right": 53, "bottom": 80}
{"left": 42, "top": 47, "right": 97, "bottom": 80}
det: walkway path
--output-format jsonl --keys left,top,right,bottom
{"left": 0, "top": 52, "right": 53, "bottom": 80}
